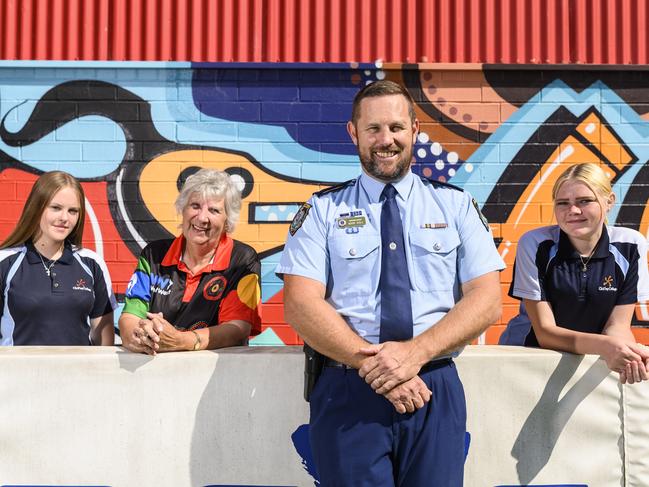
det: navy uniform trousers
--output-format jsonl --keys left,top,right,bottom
{"left": 309, "top": 360, "right": 466, "bottom": 487}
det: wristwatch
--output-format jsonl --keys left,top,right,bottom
{"left": 190, "top": 330, "right": 201, "bottom": 351}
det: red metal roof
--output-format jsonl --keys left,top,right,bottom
{"left": 1, "top": 0, "right": 647, "bottom": 64}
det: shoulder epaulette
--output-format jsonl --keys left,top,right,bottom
{"left": 314, "top": 179, "right": 356, "bottom": 197}
{"left": 418, "top": 175, "right": 464, "bottom": 192}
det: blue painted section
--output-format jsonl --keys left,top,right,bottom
{"left": 191, "top": 65, "right": 464, "bottom": 184}
{"left": 290, "top": 424, "right": 320, "bottom": 486}
{"left": 249, "top": 327, "right": 285, "bottom": 346}
{"left": 113, "top": 302, "right": 124, "bottom": 331}
{"left": 260, "top": 282, "right": 284, "bottom": 304}
{"left": 464, "top": 431, "right": 471, "bottom": 461}
{"left": 253, "top": 204, "right": 301, "bottom": 223}
{"left": 412, "top": 137, "right": 465, "bottom": 183}
{"left": 0, "top": 65, "right": 462, "bottom": 187}
{"left": 0, "top": 67, "right": 359, "bottom": 182}
{"left": 261, "top": 252, "right": 283, "bottom": 304}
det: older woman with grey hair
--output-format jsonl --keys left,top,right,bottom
{"left": 120, "top": 169, "right": 262, "bottom": 354}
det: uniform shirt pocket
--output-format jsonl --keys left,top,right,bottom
{"left": 409, "top": 229, "right": 460, "bottom": 291}
{"left": 329, "top": 234, "right": 380, "bottom": 297}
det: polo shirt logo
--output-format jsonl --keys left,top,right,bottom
{"left": 126, "top": 274, "right": 137, "bottom": 294}
{"left": 150, "top": 273, "right": 173, "bottom": 296}
{"left": 72, "top": 278, "right": 92, "bottom": 293}
{"left": 203, "top": 275, "right": 227, "bottom": 301}
{"left": 599, "top": 275, "right": 618, "bottom": 292}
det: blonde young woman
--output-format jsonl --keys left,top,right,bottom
{"left": 501, "top": 163, "right": 649, "bottom": 383}
{"left": 0, "top": 171, "right": 116, "bottom": 345}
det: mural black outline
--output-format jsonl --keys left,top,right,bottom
{"left": 0, "top": 79, "right": 338, "bottom": 259}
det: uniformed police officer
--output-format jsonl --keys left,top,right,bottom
{"left": 276, "top": 80, "right": 505, "bottom": 486}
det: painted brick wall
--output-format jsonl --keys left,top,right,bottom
{"left": 1, "top": 62, "right": 648, "bottom": 345}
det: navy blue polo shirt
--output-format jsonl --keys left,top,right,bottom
{"left": 0, "top": 242, "right": 116, "bottom": 345}
{"left": 503, "top": 225, "right": 649, "bottom": 347}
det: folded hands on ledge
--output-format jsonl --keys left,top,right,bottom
{"left": 127, "top": 312, "right": 192, "bottom": 355}
{"left": 356, "top": 338, "right": 649, "bottom": 415}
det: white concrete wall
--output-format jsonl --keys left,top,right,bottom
{"left": 0, "top": 345, "right": 646, "bottom": 486}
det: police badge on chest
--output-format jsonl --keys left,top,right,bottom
{"left": 336, "top": 209, "right": 368, "bottom": 234}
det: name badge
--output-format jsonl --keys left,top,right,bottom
{"left": 336, "top": 209, "right": 367, "bottom": 229}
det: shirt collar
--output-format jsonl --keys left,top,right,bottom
{"left": 26, "top": 240, "right": 74, "bottom": 265}
{"left": 359, "top": 169, "right": 414, "bottom": 204}
{"left": 557, "top": 225, "right": 610, "bottom": 260}
{"left": 161, "top": 234, "right": 234, "bottom": 273}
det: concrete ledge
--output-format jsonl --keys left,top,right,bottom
{"left": 1, "top": 345, "right": 646, "bottom": 486}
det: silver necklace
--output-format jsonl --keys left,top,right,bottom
{"left": 578, "top": 246, "right": 597, "bottom": 272}
{"left": 37, "top": 252, "right": 58, "bottom": 277}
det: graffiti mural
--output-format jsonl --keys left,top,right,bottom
{"left": 1, "top": 63, "right": 648, "bottom": 344}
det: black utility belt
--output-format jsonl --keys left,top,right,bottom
{"left": 324, "top": 357, "right": 453, "bottom": 373}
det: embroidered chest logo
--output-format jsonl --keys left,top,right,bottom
{"left": 72, "top": 278, "right": 92, "bottom": 293}
{"left": 598, "top": 275, "right": 618, "bottom": 292}
{"left": 203, "top": 275, "right": 227, "bottom": 301}
{"left": 150, "top": 273, "right": 173, "bottom": 296}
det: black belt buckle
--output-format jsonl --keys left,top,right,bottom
{"left": 324, "top": 357, "right": 348, "bottom": 368}
{"left": 420, "top": 358, "right": 453, "bottom": 374}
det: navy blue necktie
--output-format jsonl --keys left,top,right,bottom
{"left": 379, "top": 184, "right": 414, "bottom": 342}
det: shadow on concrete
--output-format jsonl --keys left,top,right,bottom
{"left": 115, "top": 346, "right": 154, "bottom": 373}
{"left": 511, "top": 355, "right": 610, "bottom": 484}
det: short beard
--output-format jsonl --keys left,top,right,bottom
{"left": 360, "top": 151, "right": 412, "bottom": 183}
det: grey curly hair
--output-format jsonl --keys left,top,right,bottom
{"left": 174, "top": 169, "right": 242, "bottom": 233}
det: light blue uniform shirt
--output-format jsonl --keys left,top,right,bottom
{"left": 276, "top": 170, "right": 505, "bottom": 345}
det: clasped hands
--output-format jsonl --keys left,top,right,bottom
{"left": 358, "top": 340, "right": 431, "bottom": 414}
{"left": 130, "top": 312, "right": 187, "bottom": 355}
{"left": 602, "top": 339, "right": 649, "bottom": 384}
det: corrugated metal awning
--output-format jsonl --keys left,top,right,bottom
{"left": 1, "top": 0, "right": 647, "bottom": 64}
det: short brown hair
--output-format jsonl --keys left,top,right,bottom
{"left": 1, "top": 171, "right": 86, "bottom": 249}
{"left": 351, "top": 80, "right": 416, "bottom": 124}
